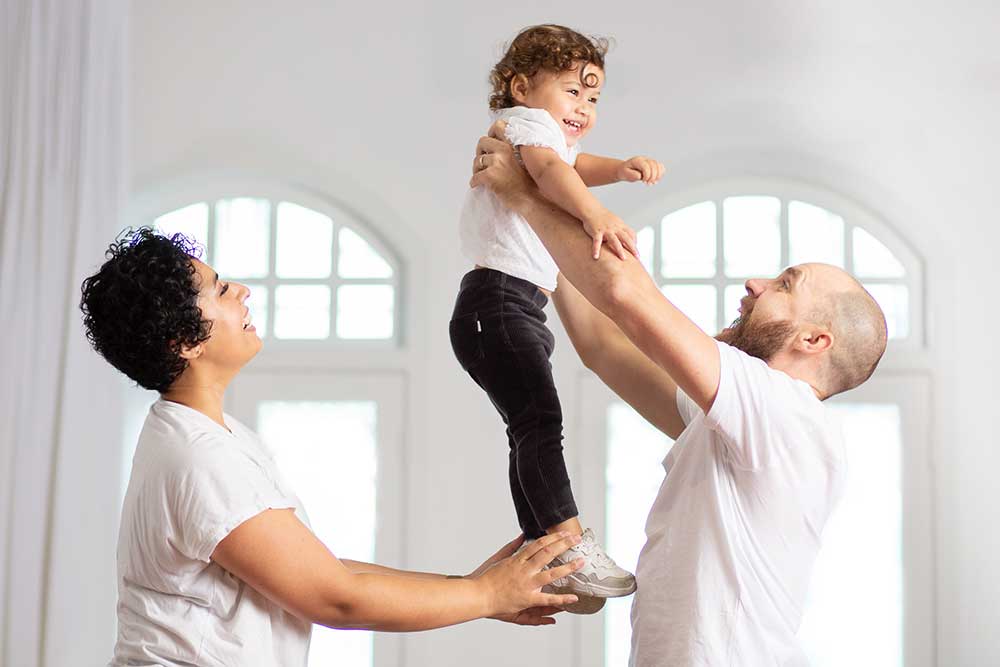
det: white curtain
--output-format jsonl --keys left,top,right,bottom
{"left": 0, "top": 1, "right": 128, "bottom": 664}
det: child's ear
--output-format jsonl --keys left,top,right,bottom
{"left": 510, "top": 74, "right": 530, "bottom": 105}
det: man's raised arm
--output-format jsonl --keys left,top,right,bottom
{"left": 470, "top": 131, "right": 721, "bottom": 413}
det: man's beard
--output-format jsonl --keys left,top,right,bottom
{"left": 715, "top": 313, "right": 797, "bottom": 362}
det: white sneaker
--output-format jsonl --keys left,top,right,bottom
{"left": 547, "top": 528, "right": 636, "bottom": 599}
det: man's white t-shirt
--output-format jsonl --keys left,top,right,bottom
{"left": 110, "top": 399, "right": 311, "bottom": 666}
{"left": 459, "top": 106, "right": 581, "bottom": 291}
{"left": 630, "top": 341, "right": 847, "bottom": 667}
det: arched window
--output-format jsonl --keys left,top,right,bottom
{"left": 573, "top": 181, "right": 932, "bottom": 667}
{"left": 630, "top": 182, "right": 923, "bottom": 346}
{"left": 152, "top": 195, "right": 400, "bottom": 342}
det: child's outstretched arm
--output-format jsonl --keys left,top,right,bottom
{"left": 575, "top": 154, "right": 665, "bottom": 187}
{"left": 519, "top": 145, "right": 637, "bottom": 260}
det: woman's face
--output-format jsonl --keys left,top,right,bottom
{"left": 190, "top": 258, "right": 262, "bottom": 371}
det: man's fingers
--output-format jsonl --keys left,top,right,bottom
{"left": 592, "top": 233, "right": 603, "bottom": 260}
{"left": 488, "top": 119, "right": 508, "bottom": 141}
{"left": 476, "top": 135, "right": 509, "bottom": 157}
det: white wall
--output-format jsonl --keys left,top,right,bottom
{"left": 121, "top": 1, "right": 1000, "bottom": 664}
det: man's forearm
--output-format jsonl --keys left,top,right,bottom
{"left": 507, "top": 189, "right": 722, "bottom": 411}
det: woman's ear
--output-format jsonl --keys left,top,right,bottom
{"left": 510, "top": 74, "right": 530, "bottom": 105}
{"left": 177, "top": 341, "right": 204, "bottom": 361}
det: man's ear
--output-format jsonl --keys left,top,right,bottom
{"left": 797, "top": 327, "right": 833, "bottom": 355}
{"left": 510, "top": 74, "right": 530, "bottom": 105}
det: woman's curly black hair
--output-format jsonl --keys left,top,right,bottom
{"left": 80, "top": 227, "right": 213, "bottom": 392}
{"left": 489, "top": 24, "right": 610, "bottom": 111}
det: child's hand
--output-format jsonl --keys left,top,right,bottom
{"left": 617, "top": 156, "right": 665, "bottom": 185}
{"left": 583, "top": 210, "right": 639, "bottom": 260}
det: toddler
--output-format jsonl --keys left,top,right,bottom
{"left": 450, "top": 24, "right": 663, "bottom": 612}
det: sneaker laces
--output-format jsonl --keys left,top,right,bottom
{"left": 574, "top": 534, "right": 615, "bottom": 569}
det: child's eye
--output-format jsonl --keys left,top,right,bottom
{"left": 589, "top": 97, "right": 599, "bottom": 104}
{"left": 220, "top": 282, "right": 229, "bottom": 296}
{"left": 567, "top": 89, "right": 579, "bottom": 96}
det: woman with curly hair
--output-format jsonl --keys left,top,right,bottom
{"left": 451, "top": 24, "right": 664, "bottom": 613}
{"left": 82, "top": 227, "right": 584, "bottom": 666}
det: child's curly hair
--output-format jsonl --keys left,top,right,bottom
{"left": 489, "top": 24, "right": 609, "bottom": 111}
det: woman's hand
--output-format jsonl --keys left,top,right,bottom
{"left": 469, "top": 532, "right": 584, "bottom": 624}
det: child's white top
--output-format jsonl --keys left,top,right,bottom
{"left": 460, "top": 106, "right": 581, "bottom": 291}
{"left": 111, "top": 399, "right": 311, "bottom": 666}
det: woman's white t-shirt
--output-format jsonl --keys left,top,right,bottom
{"left": 460, "top": 106, "right": 581, "bottom": 291}
{"left": 110, "top": 399, "right": 311, "bottom": 666}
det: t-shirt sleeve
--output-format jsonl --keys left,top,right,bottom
{"left": 703, "top": 340, "right": 787, "bottom": 469}
{"left": 501, "top": 107, "right": 566, "bottom": 152}
{"left": 675, "top": 386, "right": 700, "bottom": 427}
{"left": 168, "top": 437, "right": 298, "bottom": 563}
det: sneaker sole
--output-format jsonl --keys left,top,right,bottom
{"left": 543, "top": 585, "right": 607, "bottom": 615}
{"left": 558, "top": 572, "right": 637, "bottom": 599}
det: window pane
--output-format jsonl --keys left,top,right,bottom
{"left": 799, "top": 403, "right": 902, "bottom": 667}
{"left": 661, "top": 285, "right": 717, "bottom": 334}
{"left": 723, "top": 284, "right": 747, "bottom": 331}
{"left": 863, "top": 283, "right": 909, "bottom": 340}
{"left": 788, "top": 201, "right": 844, "bottom": 268}
{"left": 154, "top": 203, "right": 209, "bottom": 254}
{"left": 661, "top": 202, "right": 716, "bottom": 278}
{"left": 338, "top": 227, "right": 393, "bottom": 279}
{"left": 336, "top": 285, "right": 394, "bottom": 339}
{"left": 274, "top": 285, "right": 331, "bottom": 339}
{"left": 244, "top": 284, "right": 268, "bottom": 339}
{"left": 276, "top": 202, "right": 334, "bottom": 279}
{"left": 636, "top": 226, "right": 654, "bottom": 276}
{"left": 853, "top": 228, "right": 905, "bottom": 278}
{"left": 214, "top": 198, "right": 270, "bottom": 279}
{"left": 257, "top": 400, "right": 377, "bottom": 667}
{"left": 723, "top": 196, "right": 781, "bottom": 277}
{"left": 605, "top": 403, "right": 674, "bottom": 667}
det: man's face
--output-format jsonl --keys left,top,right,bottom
{"left": 716, "top": 265, "right": 813, "bottom": 361}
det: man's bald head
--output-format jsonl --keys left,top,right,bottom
{"left": 805, "top": 265, "right": 888, "bottom": 397}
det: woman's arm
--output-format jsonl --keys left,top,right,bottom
{"left": 553, "top": 275, "right": 686, "bottom": 439}
{"left": 210, "top": 508, "right": 583, "bottom": 632}
{"left": 519, "top": 146, "right": 637, "bottom": 260}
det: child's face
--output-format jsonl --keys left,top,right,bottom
{"left": 517, "top": 61, "right": 604, "bottom": 147}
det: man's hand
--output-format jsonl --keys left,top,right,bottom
{"left": 583, "top": 209, "right": 639, "bottom": 260}
{"left": 617, "top": 156, "right": 665, "bottom": 185}
{"left": 470, "top": 121, "right": 537, "bottom": 209}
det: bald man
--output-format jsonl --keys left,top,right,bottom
{"left": 471, "top": 126, "right": 887, "bottom": 666}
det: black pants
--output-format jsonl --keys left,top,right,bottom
{"left": 449, "top": 268, "right": 578, "bottom": 539}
